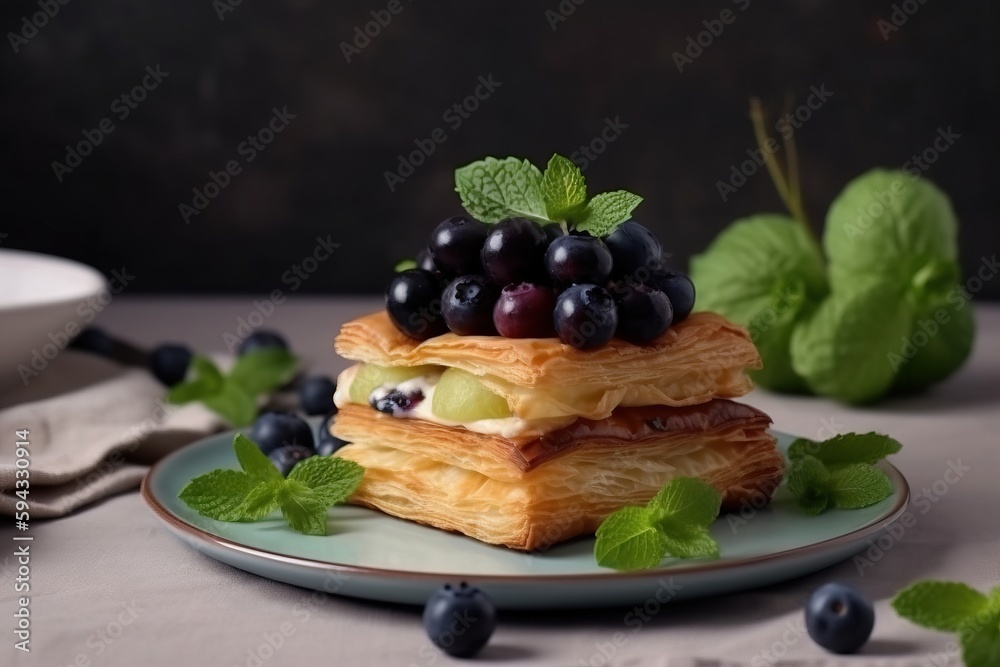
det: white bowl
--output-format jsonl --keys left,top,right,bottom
{"left": 0, "top": 249, "right": 107, "bottom": 392}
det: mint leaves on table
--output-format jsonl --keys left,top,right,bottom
{"left": 892, "top": 581, "right": 1000, "bottom": 667}
{"left": 594, "top": 477, "right": 721, "bottom": 571}
{"left": 454, "top": 154, "right": 642, "bottom": 236}
{"left": 179, "top": 434, "right": 364, "bottom": 535}
{"left": 167, "top": 349, "right": 298, "bottom": 427}
{"left": 785, "top": 432, "right": 901, "bottom": 515}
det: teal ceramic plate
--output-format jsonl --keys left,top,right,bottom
{"left": 142, "top": 429, "right": 909, "bottom": 609}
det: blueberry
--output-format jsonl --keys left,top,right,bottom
{"left": 249, "top": 411, "right": 315, "bottom": 454}
{"left": 238, "top": 330, "right": 289, "bottom": 356}
{"left": 647, "top": 271, "right": 696, "bottom": 323}
{"left": 148, "top": 343, "right": 193, "bottom": 387}
{"left": 70, "top": 327, "right": 116, "bottom": 356}
{"left": 805, "top": 583, "right": 875, "bottom": 654}
{"left": 316, "top": 413, "right": 350, "bottom": 456}
{"left": 481, "top": 218, "right": 548, "bottom": 285}
{"left": 543, "top": 223, "right": 565, "bottom": 245}
{"left": 416, "top": 246, "right": 439, "bottom": 273}
{"left": 492, "top": 282, "right": 556, "bottom": 338}
{"left": 423, "top": 583, "right": 496, "bottom": 658}
{"left": 441, "top": 275, "right": 499, "bottom": 336}
{"left": 545, "top": 235, "right": 613, "bottom": 285}
{"left": 385, "top": 269, "right": 448, "bottom": 340}
{"left": 604, "top": 221, "right": 663, "bottom": 280}
{"left": 612, "top": 283, "right": 673, "bottom": 344}
{"left": 299, "top": 375, "right": 337, "bottom": 416}
{"left": 429, "top": 216, "right": 489, "bottom": 276}
{"left": 370, "top": 388, "right": 423, "bottom": 416}
{"left": 554, "top": 284, "right": 618, "bottom": 349}
{"left": 268, "top": 444, "right": 315, "bottom": 476}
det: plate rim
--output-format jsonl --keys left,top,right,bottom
{"left": 141, "top": 428, "right": 910, "bottom": 584}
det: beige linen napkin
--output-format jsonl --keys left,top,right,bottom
{"left": 0, "top": 350, "right": 225, "bottom": 518}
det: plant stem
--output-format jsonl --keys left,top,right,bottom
{"left": 749, "top": 98, "right": 813, "bottom": 237}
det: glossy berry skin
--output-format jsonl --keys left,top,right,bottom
{"left": 805, "top": 583, "right": 875, "bottom": 654}
{"left": 371, "top": 388, "right": 424, "bottom": 416}
{"left": 268, "top": 444, "right": 315, "bottom": 476}
{"left": 70, "top": 327, "right": 117, "bottom": 356}
{"left": 441, "top": 275, "right": 499, "bottom": 335}
{"left": 148, "top": 343, "right": 193, "bottom": 387}
{"left": 492, "top": 283, "right": 556, "bottom": 338}
{"left": 316, "top": 413, "right": 350, "bottom": 456}
{"left": 543, "top": 223, "right": 565, "bottom": 245}
{"left": 545, "top": 235, "right": 613, "bottom": 285}
{"left": 429, "top": 216, "right": 489, "bottom": 276}
{"left": 416, "top": 247, "right": 439, "bottom": 273}
{"left": 385, "top": 269, "right": 448, "bottom": 340}
{"left": 648, "top": 271, "right": 696, "bottom": 323}
{"left": 299, "top": 375, "right": 337, "bottom": 416}
{"left": 604, "top": 221, "right": 663, "bottom": 280}
{"left": 613, "top": 283, "right": 673, "bottom": 344}
{"left": 481, "top": 218, "right": 548, "bottom": 285}
{"left": 423, "top": 583, "right": 497, "bottom": 658}
{"left": 238, "top": 330, "right": 289, "bottom": 356}
{"left": 554, "top": 284, "right": 618, "bottom": 349}
{"left": 249, "top": 411, "right": 316, "bottom": 454}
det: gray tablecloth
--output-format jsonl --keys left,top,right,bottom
{"left": 4, "top": 297, "right": 999, "bottom": 667}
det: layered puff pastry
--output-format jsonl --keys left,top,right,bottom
{"left": 331, "top": 309, "right": 784, "bottom": 551}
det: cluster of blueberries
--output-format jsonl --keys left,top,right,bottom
{"left": 387, "top": 217, "right": 696, "bottom": 348}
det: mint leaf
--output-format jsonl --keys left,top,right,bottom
{"left": 595, "top": 506, "right": 668, "bottom": 571}
{"left": 240, "top": 479, "right": 283, "bottom": 520}
{"left": 958, "top": 594, "right": 1000, "bottom": 667}
{"left": 541, "top": 154, "right": 586, "bottom": 222}
{"left": 278, "top": 480, "right": 329, "bottom": 536}
{"left": 648, "top": 477, "right": 721, "bottom": 526}
{"left": 287, "top": 456, "right": 364, "bottom": 506}
{"left": 454, "top": 157, "right": 553, "bottom": 224}
{"left": 788, "top": 433, "right": 902, "bottom": 465}
{"left": 660, "top": 524, "right": 719, "bottom": 559}
{"left": 167, "top": 357, "right": 224, "bottom": 404}
{"left": 828, "top": 463, "right": 894, "bottom": 509}
{"left": 787, "top": 455, "right": 831, "bottom": 515}
{"left": 179, "top": 469, "right": 258, "bottom": 521}
{"left": 234, "top": 433, "right": 282, "bottom": 483}
{"left": 228, "top": 348, "right": 299, "bottom": 396}
{"left": 575, "top": 190, "right": 642, "bottom": 237}
{"left": 394, "top": 259, "right": 417, "bottom": 272}
{"left": 892, "top": 581, "right": 989, "bottom": 632}
{"left": 201, "top": 380, "right": 257, "bottom": 427}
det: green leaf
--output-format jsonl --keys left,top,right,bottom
{"left": 278, "top": 481, "right": 329, "bottom": 536}
{"left": 454, "top": 157, "right": 553, "bottom": 224}
{"left": 240, "top": 479, "right": 283, "bottom": 520}
{"left": 828, "top": 463, "right": 894, "bottom": 509}
{"left": 824, "top": 170, "right": 959, "bottom": 292}
{"left": 959, "top": 595, "right": 1000, "bottom": 667}
{"left": 228, "top": 348, "right": 299, "bottom": 396}
{"left": 892, "top": 581, "right": 989, "bottom": 632}
{"left": 786, "top": 455, "right": 831, "bottom": 515}
{"left": 287, "top": 456, "right": 364, "bottom": 507}
{"left": 788, "top": 433, "right": 902, "bottom": 465}
{"left": 594, "top": 506, "right": 669, "bottom": 571}
{"left": 167, "top": 357, "right": 224, "bottom": 404}
{"left": 648, "top": 477, "right": 721, "bottom": 527}
{"left": 575, "top": 190, "right": 643, "bottom": 237}
{"left": 178, "top": 469, "right": 258, "bottom": 521}
{"left": 201, "top": 380, "right": 258, "bottom": 427}
{"left": 394, "top": 259, "right": 417, "bottom": 272}
{"left": 233, "top": 433, "right": 282, "bottom": 483}
{"left": 690, "top": 215, "right": 828, "bottom": 393}
{"left": 790, "top": 281, "right": 914, "bottom": 404}
{"left": 660, "top": 524, "right": 720, "bottom": 560}
{"left": 541, "top": 154, "right": 587, "bottom": 222}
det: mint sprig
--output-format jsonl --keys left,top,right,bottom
{"left": 167, "top": 349, "right": 298, "bottom": 426}
{"left": 785, "top": 432, "right": 901, "bottom": 515}
{"left": 595, "top": 477, "right": 721, "bottom": 571}
{"left": 178, "top": 434, "right": 364, "bottom": 536}
{"left": 893, "top": 580, "right": 1000, "bottom": 667}
{"left": 455, "top": 154, "right": 642, "bottom": 236}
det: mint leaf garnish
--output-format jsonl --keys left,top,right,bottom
{"left": 178, "top": 434, "right": 364, "bottom": 535}
{"left": 200, "top": 380, "right": 257, "bottom": 428}
{"left": 454, "top": 157, "right": 552, "bottom": 224}
{"left": 541, "top": 154, "right": 586, "bottom": 222}
{"left": 575, "top": 190, "right": 643, "bottom": 237}
{"left": 167, "top": 357, "right": 224, "bottom": 403}
{"left": 959, "top": 593, "right": 1000, "bottom": 667}
{"left": 828, "top": 463, "right": 893, "bottom": 509}
{"left": 894, "top": 581, "right": 1000, "bottom": 667}
{"left": 786, "top": 455, "right": 831, "bottom": 515}
{"left": 394, "top": 259, "right": 417, "bottom": 272}
{"left": 595, "top": 477, "right": 722, "bottom": 571}
{"left": 788, "top": 433, "right": 902, "bottom": 465}
{"left": 227, "top": 348, "right": 298, "bottom": 396}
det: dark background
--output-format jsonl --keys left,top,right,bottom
{"left": 3, "top": 0, "right": 997, "bottom": 297}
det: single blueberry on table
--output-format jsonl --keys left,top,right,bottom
{"left": 238, "top": 330, "right": 289, "bottom": 356}
{"left": 423, "top": 582, "right": 497, "bottom": 658}
{"left": 148, "top": 343, "right": 193, "bottom": 387}
{"left": 299, "top": 375, "right": 337, "bottom": 416}
{"left": 268, "top": 444, "right": 315, "bottom": 476}
{"left": 70, "top": 327, "right": 117, "bottom": 357}
{"left": 805, "top": 582, "right": 875, "bottom": 654}
{"left": 249, "top": 411, "right": 315, "bottom": 454}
